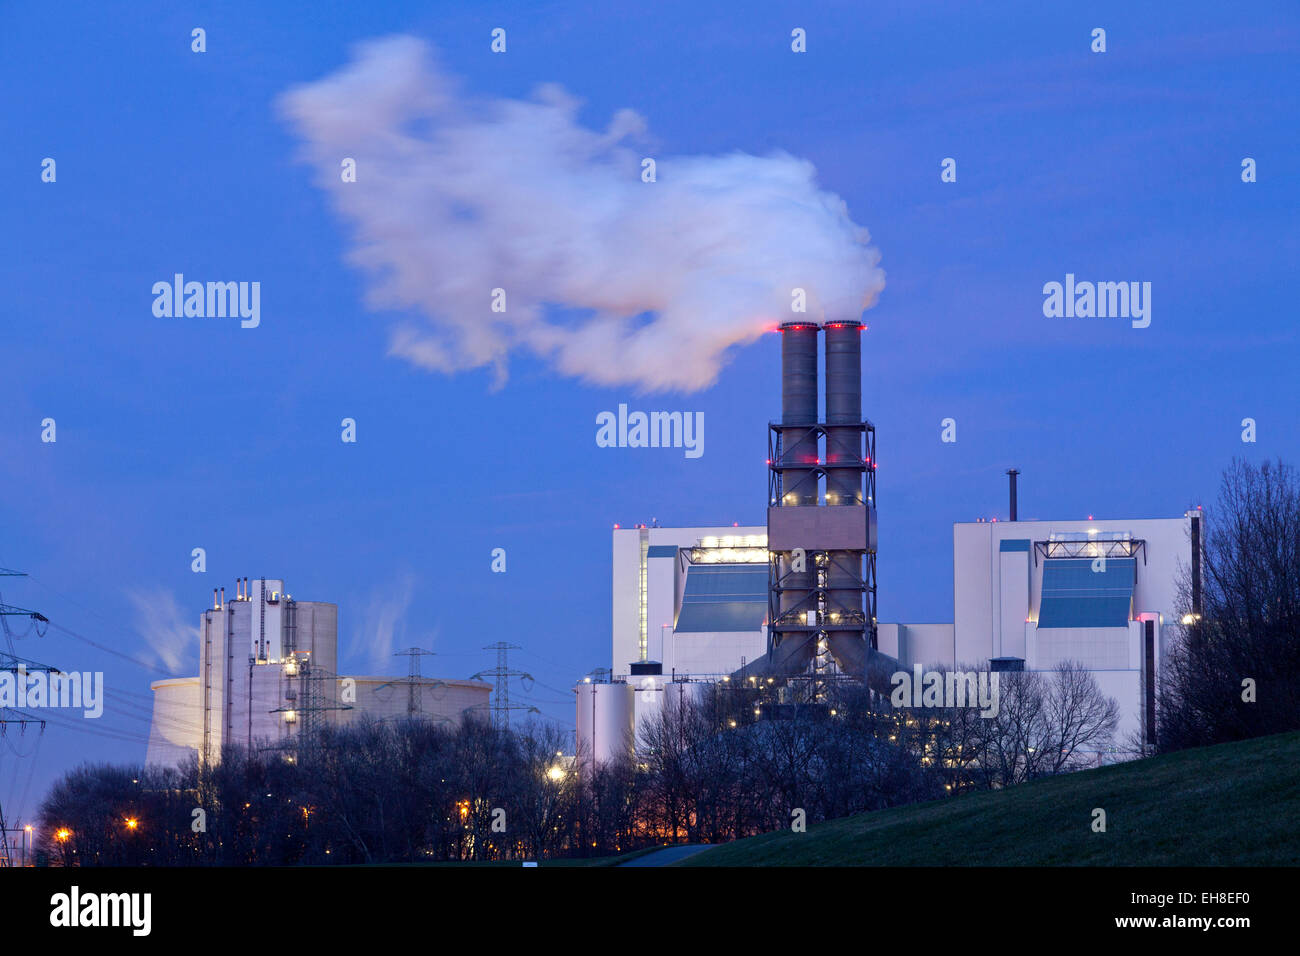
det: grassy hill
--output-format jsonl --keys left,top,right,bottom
{"left": 677, "top": 731, "right": 1300, "bottom": 866}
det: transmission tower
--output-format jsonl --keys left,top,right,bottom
{"left": 271, "top": 651, "right": 353, "bottom": 766}
{"left": 471, "top": 642, "right": 537, "bottom": 729}
{"left": 392, "top": 647, "right": 442, "bottom": 715}
{"left": 0, "top": 567, "right": 53, "bottom": 868}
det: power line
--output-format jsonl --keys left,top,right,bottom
{"left": 44, "top": 622, "right": 174, "bottom": 676}
{"left": 391, "top": 647, "right": 440, "bottom": 716}
{"left": 0, "top": 568, "right": 51, "bottom": 868}
{"left": 470, "top": 643, "right": 537, "bottom": 729}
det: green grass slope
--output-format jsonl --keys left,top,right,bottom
{"left": 678, "top": 731, "right": 1300, "bottom": 866}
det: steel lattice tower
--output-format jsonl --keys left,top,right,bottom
{"left": 471, "top": 642, "right": 536, "bottom": 729}
{"left": 392, "top": 647, "right": 440, "bottom": 715}
{"left": 0, "top": 567, "right": 52, "bottom": 868}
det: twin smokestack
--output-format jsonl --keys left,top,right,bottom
{"left": 733, "top": 318, "right": 889, "bottom": 689}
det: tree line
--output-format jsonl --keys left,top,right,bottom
{"left": 37, "top": 662, "right": 1116, "bottom": 865}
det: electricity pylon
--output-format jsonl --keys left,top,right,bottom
{"left": 471, "top": 642, "right": 537, "bottom": 729}
{"left": 392, "top": 647, "right": 442, "bottom": 715}
{"left": 0, "top": 567, "right": 53, "bottom": 868}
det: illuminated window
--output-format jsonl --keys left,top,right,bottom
{"left": 638, "top": 534, "right": 649, "bottom": 660}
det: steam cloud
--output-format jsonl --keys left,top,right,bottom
{"left": 127, "top": 588, "right": 197, "bottom": 674}
{"left": 279, "top": 36, "right": 885, "bottom": 391}
{"left": 353, "top": 572, "right": 418, "bottom": 672}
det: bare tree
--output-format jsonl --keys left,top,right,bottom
{"left": 966, "top": 664, "right": 1117, "bottom": 788}
{"left": 1159, "top": 458, "right": 1300, "bottom": 750}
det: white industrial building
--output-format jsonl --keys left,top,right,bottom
{"left": 589, "top": 526, "right": 767, "bottom": 770}
{"left": 611, "top": 525, "right": 769, "bottom": 682}
{"left": 584, "top": 510, "right": 1199, "bottom": 766}
{"left": 145, "top": 577, "right": 490, "bottom": 767}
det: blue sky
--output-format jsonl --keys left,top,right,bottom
{"left": 1, "top": 1, "right": 1297, "bottom": 823}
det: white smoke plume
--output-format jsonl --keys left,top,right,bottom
{"left": 352, "top": 572, "right": 418, "bottom": 672}
{"left": 279, "top": 36, "right": 885, "bottom": 392}
{"left": 127, "top": 588, "right": 198, "bottom": 674}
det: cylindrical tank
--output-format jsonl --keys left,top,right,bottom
{"left": 574, "top": 680, "right": 634, "bottom": 772}
{"left": 660, "top": 679, "right": 710, "bottom": 716}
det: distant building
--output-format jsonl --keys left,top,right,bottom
{"left": 145, "top": 577, "right": 489, "bottom": 767}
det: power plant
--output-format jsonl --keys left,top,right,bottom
{"left": 134, "top": 324, "right": 1200, "bottom": 775}
{"left": 145, "top": 577, "right": 491, "bottom": 767}
{"left": 583, "top": 319, "right": 1198, "bottom": 767}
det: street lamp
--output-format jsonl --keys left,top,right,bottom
{"left": 54, "top": 827, "right": 71, "bottom": 864}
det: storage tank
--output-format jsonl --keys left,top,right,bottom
{"left": 574, "top": 680, "right": 635, "bottom": 772}
{"left": 660, "top": 679, "right": 710, "bottom": 716}
{"left": 632, "top": 676, "right": 663, "bottom": 751}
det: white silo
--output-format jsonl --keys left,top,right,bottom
{"left": 574, "top": 680, "right": 635, "bottom": 773}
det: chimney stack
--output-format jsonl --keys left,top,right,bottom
{"left": 735, "top": 318, "right": 886, "bottom": 691}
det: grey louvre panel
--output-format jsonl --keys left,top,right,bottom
{"left": 1037, "top": 557, "right": 1135, "bottom": 628}
{"left": 647, "top": 545, "right": 678, "bottom": 558}
{"left": 675, "top": 564, "right": 767, "bottom": 633}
